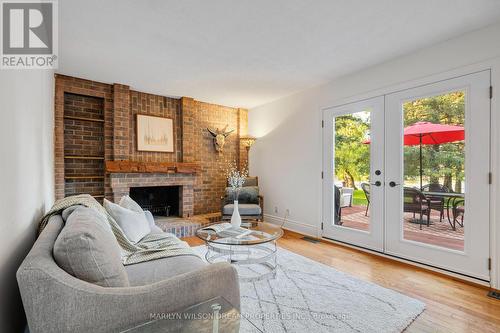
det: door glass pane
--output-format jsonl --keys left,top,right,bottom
{"left": 333, "top": 110, "right": 371, "bottom": 231}
{"left": 402, "top": 91, "right": 465, "bottom": 251}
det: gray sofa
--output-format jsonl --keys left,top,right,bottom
{"left": 17, "top": 214, "right": 240, "bottom": 333}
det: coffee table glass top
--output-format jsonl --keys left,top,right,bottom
{"left": 196, "top": 222, "right": 284, "bottom": 245}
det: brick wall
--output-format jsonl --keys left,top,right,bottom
{"left": 130, "top": 91, "right": 182, "bottom": 162}
{"left": 238, "top": 108, "right": 249, "bottom": 171}
{"left": 54, "top": 74, "right": 249, "bottom": 215}
{"left": 113, "top": 84, "right": 130, "bottom": 160}
{"left": 55, "top": 76, "right": 113, "bottom": 201}
{"left": 63, "top": 94, "right": 105, "bottom": 156}
{"left": 63, "top": 93, "right": 105, "bottom": 199}
{"left": 188, "top": 101, "right": 240, "bottom": 214}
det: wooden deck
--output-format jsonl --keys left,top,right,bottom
{"left": 340, "top": 205, "right": 464, "bottom": 251}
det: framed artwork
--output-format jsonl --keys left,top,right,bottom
{"left": 136, "top": 114, "right": 174, "bottom": 152}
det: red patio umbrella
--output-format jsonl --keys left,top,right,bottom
{"left": 364, "top": 121, "right": 465, "bottom": 189}
{"left": 405, "top": 122, "right": 464, "bottom": 189}
{"left": 404, "top": 121, "right": 464, "bottom": 145}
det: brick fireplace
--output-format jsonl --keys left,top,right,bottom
{"left": 109, "top": 173, "right": 195, "bottom": 217}
{"left": 54, "top": 74, "right": 250, "bottom": 215}
{"left": 129, "top": 186, "right": 181, "bottom": 217}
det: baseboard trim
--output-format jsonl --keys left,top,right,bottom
{"left": 264, "top": 214, "right": 317, "bottom": 238}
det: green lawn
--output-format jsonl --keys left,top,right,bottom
{"left": 352, "top": 189, "right": 368, "bottom": 206}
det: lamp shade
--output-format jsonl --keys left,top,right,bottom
{"left": 240, "top": 136, "right": 257, "bottom": 148}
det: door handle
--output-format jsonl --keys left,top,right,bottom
{"left": 370, "top": 181, "right": 382, "bottom": 187}
{"left": 389, "top": 181, "right": 400, "bottom": 187}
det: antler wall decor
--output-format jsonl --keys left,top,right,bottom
{"left": 207, "top": 125, "right": 234, "bottom": 153}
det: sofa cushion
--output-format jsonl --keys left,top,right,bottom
{"left": 61, "top": 205, "right": 81, "bottom": 221}
{"left": 223, "top": 203, "right": 262, "bottom": 216}
{"left": 104, "top": 199, "right": 151, "bottom": 243}
{"left": 225, "top": 186, "right": 259, "bottom": 204}
{"left": 61, "top": 206, "right": 113, "bottom": 233}
{"left": 53, "top": 207, "right": 129, "bottom": 287}
{"left": 125, "top": 255, "right": 206, "bottom": 286}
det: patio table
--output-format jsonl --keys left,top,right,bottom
{"left": 422, "top": 191, "right": 464, "bottom": 230}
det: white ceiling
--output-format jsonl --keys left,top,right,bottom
{"left": 59, "top": 0, "right": 500, "bottom": 108}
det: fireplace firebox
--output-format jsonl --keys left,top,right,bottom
{"left": 129, "top": 186, "right": 180, "bottom": 216}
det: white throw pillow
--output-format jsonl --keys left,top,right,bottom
{"left": 119, "top": 195, "right": 143, "bottom": 213}
{"left": 104, "top": 199, "right": 151, "bottom": 243}
{"left": 118, "top": 195, "right": 161, "bottom": 233}
{"left": 144, "top": 210, "right": 164, "bottom": 233}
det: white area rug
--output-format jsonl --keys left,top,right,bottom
{"left": 194, "top": 246, "right": 425, "bottom": 333}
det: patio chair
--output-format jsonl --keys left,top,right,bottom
{"left": 334, "top": 185, "right": 342, "bottom": 225}
{"left": 451, "top": 197, "right": 464, "bottom": 230}
{"left": 340, "top": 187, "right": 354, "bottom": 208}
{"left": 422, "top": 183, "right": 450, "bottom": 222}
{"left": 360, "top": 183, "right": 370, "bottom": 216}
{"left": 403, "top": 187, "right": 431, "bottom": 230}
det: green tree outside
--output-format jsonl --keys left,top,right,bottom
{"left": 403, "top": 91, "right": 465, "bottom": 192}
{"left": 334, "top": 112, "right": 370, "bottom": 189}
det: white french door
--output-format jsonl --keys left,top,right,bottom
{"left": 322, "top": 71, "right": 491, "bottom": 280}
{"left": 322, "top": 96, "right": 385, "bottom": 251}
{"left": 385, "top": 71, "right": 491, "bottom": 280}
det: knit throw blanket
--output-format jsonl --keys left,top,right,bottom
{"left": 38, "top": 194, "right": 199, "bottom": 265}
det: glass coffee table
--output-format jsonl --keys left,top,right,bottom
{"left": 196, "top": 222, "right": 284, "bottom": 282}
{"left": 122, "top": 296, "right": 261, "bottom": 333}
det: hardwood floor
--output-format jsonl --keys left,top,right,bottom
{"left": 183, "top": 230, "right": 500, "bottom": 332}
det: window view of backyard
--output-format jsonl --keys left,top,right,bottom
{"left": 333, "top": 110, "right": 371, "bottom": 231}
{"left": 334, "top": 92, "right": 465, "bottom": 251}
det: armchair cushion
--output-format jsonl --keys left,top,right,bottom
{"left": 225, "top": 186, "right": 259, "bottom": 204}
{"left": 243, "top": 177, "right": 258, "bottom": 186}
{"left": 223, "top": 203, "right": 262, "bottom": 216}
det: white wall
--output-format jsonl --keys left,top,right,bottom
{"left": 0, "top": 70, "right": 54, "bottom": 332}
{"left": 249, "top": 22, "right": 500, "bottom": 285}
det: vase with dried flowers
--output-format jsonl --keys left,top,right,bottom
{"left": 225, "top": 162, "right": 248, "bottom": 227}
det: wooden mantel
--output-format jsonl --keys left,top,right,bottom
{"left": 106, "top": 161, "right": 200, "bottom": 174}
